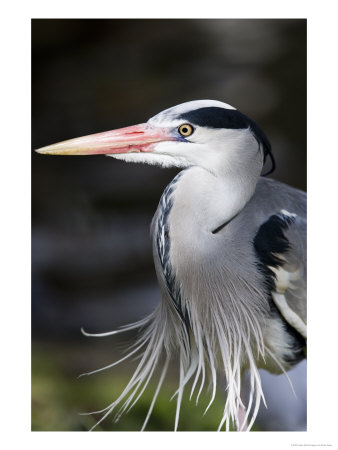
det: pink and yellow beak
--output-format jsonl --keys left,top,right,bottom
{"left": 35, "top": 123, "right": 175, "bottom": 156}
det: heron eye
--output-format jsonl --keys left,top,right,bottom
{"left": 178, "top": 123, "right": 194, "bottom": 137}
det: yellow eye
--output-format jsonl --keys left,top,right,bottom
{"left": 178, "top": 123, "right": 194, "bottom": 137}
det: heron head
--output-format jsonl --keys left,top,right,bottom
{"left": 36, "top": 99, "right": 274, "bottom": 175}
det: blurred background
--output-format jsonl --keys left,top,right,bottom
{"left": 32, "top": 19, "right": 306, "bottom": 431}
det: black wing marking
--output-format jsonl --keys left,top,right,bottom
{"left": 254, "top": 210, "right": 307, "bottom": 365}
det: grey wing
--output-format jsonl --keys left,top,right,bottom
{"left": 254, "top": 210, "right": 307, "bottom": 340}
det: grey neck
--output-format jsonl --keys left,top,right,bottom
{"left": 169, "top": 165, "right": 260, "bottom": 236}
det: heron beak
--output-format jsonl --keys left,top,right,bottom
{"left": 35, "top": 123, "right": 175, "bottom": 156}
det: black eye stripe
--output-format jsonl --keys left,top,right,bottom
{"left": 178, "top": 106, "right": 275, "bottom": 174}
{"left": 178, "top": 107, "right": 250, "bottom": 129}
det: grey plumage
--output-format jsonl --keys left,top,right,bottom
{"left": 35, "top": 99, "right": 307, "bottom": 431}
{"left": 148, "top": 174, "right": 306, "bottom": 430}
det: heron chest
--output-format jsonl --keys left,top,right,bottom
{"left": 153, "top": 169, "right": 234, "bottom": 322}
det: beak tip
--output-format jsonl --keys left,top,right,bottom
{"left": 34, "top": 145, "right": 75, "bottom": 155}
{"left": 35, "top": 148, "right": 53, "bottom": 155}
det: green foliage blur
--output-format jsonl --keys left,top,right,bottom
{"left": 32, "top": 341, "right": 253, "bottom": 431}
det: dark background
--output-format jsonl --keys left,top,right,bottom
{"left": 31, "top": 19, "right": 306, "bottom": 431}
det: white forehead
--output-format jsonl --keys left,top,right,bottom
{"left": 148, "top": 99, "right": 236, "bottom": 126}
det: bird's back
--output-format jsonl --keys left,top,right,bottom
{"left": 240, "top": 177, "right": 306, "bottom": 223}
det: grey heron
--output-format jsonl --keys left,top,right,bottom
{"left": 35, "top": 99, "right": 307, "bottom": 431}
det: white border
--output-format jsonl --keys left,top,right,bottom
{"left": 1, "top": 1, "right": 338, "bottom": 449}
